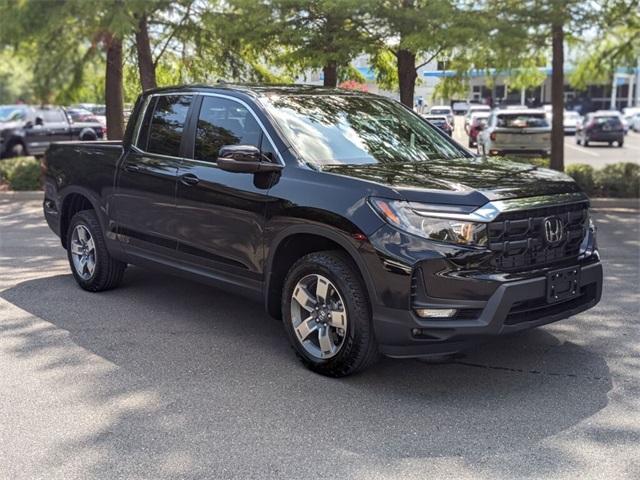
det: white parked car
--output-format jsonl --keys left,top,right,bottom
{"left": 563, "top": 111, "right": 582, "bottom": 134}
{"left": 428, "top": 105, "right": 454, "bottom": 128}
{"left": 630, "top": 113, "right": 640, "bottom": 132}
{"left": 477, "top": 108, "right": 551, "bottom": 157}
{"left": 464, "top": 104, "right": 491, "bottom": 129}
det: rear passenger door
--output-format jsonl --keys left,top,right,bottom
{"left": 173, "top": 94, "right": 280, "bottom": 287}
{"left": 111, "top": 94, "right": 193, "bottom": 257}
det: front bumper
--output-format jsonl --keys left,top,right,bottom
{"left": 373, "top": 261, "right": 602, "bottom": 357}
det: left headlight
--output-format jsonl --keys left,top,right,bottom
{"left": 369, "top": 197, "right": 488, "bottom": 246}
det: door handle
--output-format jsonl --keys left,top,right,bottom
{"left": 180, "top": 173, "right": 200, "bottom": 186}
{"left": 124, "top": 164, "right": 141, "bottom": 173}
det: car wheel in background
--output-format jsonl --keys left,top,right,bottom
{"left": 618, "top": 139, "right": 624, "bottom": 148}
{"left": 282, "top": 251, "right": 378, "bottom": 377}
{"left": 584, "top": 138, "right": 589, "bottom": 147}
{"left": 66, "top": 210, "right": 126, "bottom": 292}
{"left": 6, "top": 141, "right": 26, "bottom": 158}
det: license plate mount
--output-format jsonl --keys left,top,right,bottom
{"left": 547, "top": 267, "right": 581, "bottom": 303}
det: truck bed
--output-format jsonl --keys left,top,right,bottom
{"left": 43, "top": 141, "right": 125, "bottom": 227}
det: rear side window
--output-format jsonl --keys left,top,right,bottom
{"left": 497, "top": 114, "right": 548, "bottom": 128}
{"left": 41, "top": 108, "right": 66, "bottom": 123}
{"left": 146, "top": 95, "right": 193, "bottom": 157}
{"left": 194, "top": 96, "right": 262, "bottom": 162}
{"left": 593, "top": 116, "right": 621, "bottom": 127}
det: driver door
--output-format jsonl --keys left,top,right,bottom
{"left": 173, "top": 94, "right": 279, "bottom": 287}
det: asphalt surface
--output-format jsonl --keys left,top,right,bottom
{"left": 451, "top": 116, "right": 640, "bottom": 168}
{"left": 1, "top": 192, "right": 639, "bottom": 480}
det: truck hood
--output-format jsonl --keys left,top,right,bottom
{"left": 321, "top": 157, "right": 581, "bottom": 206}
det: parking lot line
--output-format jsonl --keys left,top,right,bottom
{"left": 564, "top": 142, "right": 600, "bottom": 157}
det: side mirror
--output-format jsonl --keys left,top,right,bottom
{"left": 216, "top": 145, "right": 283, "bottom": 173}
{"left": 35, "top": 117, "right": 44, "bottom": 127}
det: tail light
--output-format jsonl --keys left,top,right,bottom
{"left": 490, "top": 132, "right": 497, "bottom": 141}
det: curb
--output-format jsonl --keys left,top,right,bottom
{"left": 0, "top": 191, "right": 43, "bottom": 201}
{"left": 590, "top": 198, "right": 639, "bottom": 211}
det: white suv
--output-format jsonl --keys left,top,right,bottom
{"left": 477, "top": 108, "right": 551, "bottom": 157}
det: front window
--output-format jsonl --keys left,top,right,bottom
{"left": 0, "top": 106, "right": 27, "bottom": 123}
{"left": 261, "top": 94, "right": 467, "bottom": 166}
{"left": 496, "top": 113, "right": 548, "bottom": 128}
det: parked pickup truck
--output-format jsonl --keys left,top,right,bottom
{"left": 0, "top": 104, "right": 105, "bottom": 158}
{"left": 43, "top": 85, "right": 603, "bottom": 377}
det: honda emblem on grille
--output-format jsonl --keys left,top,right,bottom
{"left": 544, "top": 216, "right": 564, "bottom": 245}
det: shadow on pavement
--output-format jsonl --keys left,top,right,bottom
{"left": 0, "top": 266, "right": 613, "bottom": 478}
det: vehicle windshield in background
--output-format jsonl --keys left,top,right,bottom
{"left": 0, "top": 106, "right": 27, "bottom": 123}
{"left": 428, "top": 118, "right": 447, "bottom": 126}
{"left": 593, "top": 116, "right": 622, "bottom": 128}
{"left": 497, "top": 113, "right": 549, "bottom": 128}
{"left": 565, "top": 112, "right": 580, "bottom": 119}
{"left": 261, "top": 95, "right": 467, "bottom": 166}
{"left": 430, "top": 108, "right": 451, "bottom": 115}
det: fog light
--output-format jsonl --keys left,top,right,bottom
{"left": 415, "top": 308, "right": 457, "bottom": 318}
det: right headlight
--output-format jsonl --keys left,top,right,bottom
{"left": 369, "top": 197, "right": 488, "bottom": 247}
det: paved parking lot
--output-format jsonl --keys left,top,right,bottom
{"left": 1, "top": 192, "right": 639, "bottom": 480}
{"left": 452, "top": 116, "right": 640, "bottom": 168}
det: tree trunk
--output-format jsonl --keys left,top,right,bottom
{"left": 397, "top": 49, "right": 417, "bottom": 107}
{"left": 550, "top": 21, "right": 564, "bottom": 172}
{"left": 135, "top": 13, "right": 157, "bottom": 91}
{"left": 323, "top": 62, "right": 338, "bottom": 87}
{"left": 105, "top": 34, "right": 124, "bottom": 140}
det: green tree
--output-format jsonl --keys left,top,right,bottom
{"left": 478, "top": 0, "right": 601, "bottom": 171}
{"left": 570, "top": 0, "right": 640, "bottom": 91}
{"left": 368, "top": 0, "right": 473, "bottom": 107}
{"left": 219, "top": 0, "right": 371, "bottom": 87}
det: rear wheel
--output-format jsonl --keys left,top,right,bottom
{"left": 66, "top": 210, "right": 126, "bottom": 292}
{"left": 282, "top": 251, "right": 378, "bottom": 377}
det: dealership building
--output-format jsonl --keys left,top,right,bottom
{"left": 304, "top": 56, "right": 640, "bottom": 113}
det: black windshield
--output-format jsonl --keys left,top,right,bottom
{"left": 261, "top": 94, "right": 469, "bottom": 166}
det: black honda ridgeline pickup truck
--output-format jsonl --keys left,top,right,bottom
{"left": 43, "top": 85, "right": 602, "bottom": 377}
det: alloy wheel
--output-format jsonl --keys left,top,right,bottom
{"left": 290, "top": 274, "right": 348, "bottom": 359}
{"left": 70, "top": 225, "right": 96, "bottom": 280}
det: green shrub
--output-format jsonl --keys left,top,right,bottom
{"left": 0, "top": 156, "right": 41, "bottom": 191}
{"left": 593, "top": 162, "right": 640, "bottom": 198}
{"left": 566, "top": 164, "right": 595, "bottom": 194}
{"left": 509, "top": 156, "right": 550, "bottom": 168}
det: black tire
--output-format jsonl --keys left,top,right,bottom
{"left": 618, "top": 140, "right": 624, "bottom": 148}
{"left": 584, "top": 138, "right": 589, "bottom": 147}
{"left": 282, "top": 251, "right": 378, "bottom": 377}
{"left": 66, "top": 210, "right": 126, "bottom": 292}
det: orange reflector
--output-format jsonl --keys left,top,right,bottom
{"left": 375, "top": 200, "right": 400, "bottom": 225}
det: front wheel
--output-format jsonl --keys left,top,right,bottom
{"left": 282, "top": 251, "right": 378, "bottom": 377}
{"left": 66, "top": 210, "right": 126, "bottom": 292}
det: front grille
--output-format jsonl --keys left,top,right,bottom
{"left": 487, "top": 202, "right": 588, "bottom": 271}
